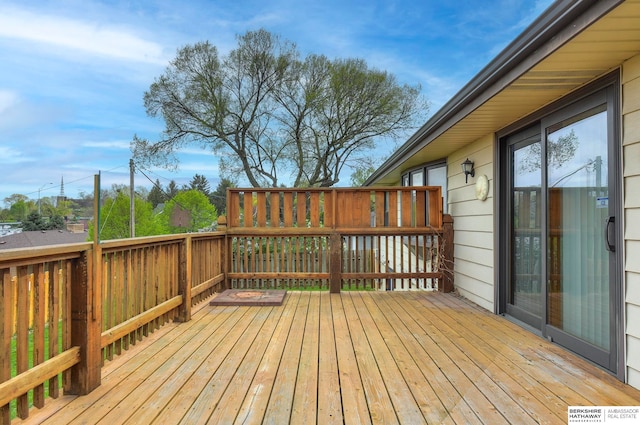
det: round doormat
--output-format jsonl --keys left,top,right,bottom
{"left": 209, "top": 289, "right": 287, "bottom": 306}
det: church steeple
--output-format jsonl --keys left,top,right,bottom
{"left": 56, "top": 176, "right": 66, "bottom": 207}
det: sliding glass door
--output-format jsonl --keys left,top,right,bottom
{"left": 544, "top": 101, "right": 614, "bottom": 367}
{"left": 502, "top": 81, "right": 620, "bottom": 374}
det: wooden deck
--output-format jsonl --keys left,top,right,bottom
{"left": 15, "top": 291, "right": 640, "bottom": 425}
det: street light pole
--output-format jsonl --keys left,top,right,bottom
{"left": 130, "top": 159, "right": 135, "bottom": 238}
{"left": 38, "top": 182, "right": 53, "bottom": 215}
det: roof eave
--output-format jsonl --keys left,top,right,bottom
{"left": 365, "top": 0, "right": 623, "bottom": 186}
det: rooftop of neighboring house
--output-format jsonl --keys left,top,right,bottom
{"left": 0, "top": 228, "right": 88, "bottom": 250}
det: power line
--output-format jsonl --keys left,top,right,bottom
{"left": 134, "top": 162, "right": 189, "bottom": 210}
{"left": 22, "top": 165, "right": 128, "bottom": 197}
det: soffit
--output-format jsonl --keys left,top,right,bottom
{"left": 373, "top": 0, "right": 640, "bottom": 185}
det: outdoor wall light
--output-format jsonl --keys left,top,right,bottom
{"left": 461, "top": 158, "right": 475, "bottom": 183}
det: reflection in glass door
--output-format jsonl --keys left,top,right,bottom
{"left": 508, "top": 134, "right": 543, "bottom": 327}
{"left": 546, "top": 105, "right": 610, "bottom": 355}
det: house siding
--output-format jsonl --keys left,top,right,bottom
{"left": 623, "top": 53, "right": 640, "bottom": 388}
{"left": 447, "top": 134, "right": 494, "bottom": 311}
{"left": 445, "top": 65, "right": 640, "bottom": 386}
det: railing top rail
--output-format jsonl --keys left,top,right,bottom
{"left": 227, "top": 186, "right": 443, "bottom": 194}
{"left": 0, "top": 232, "right": 228, "bottom": 266}
{"left": 98, "top": 231, "right": 225, "bottom": 251}
{"left": 226, "top": 226, "right": 443, "bottom": 236}
{"left": 0, "top": 241, "right": 93, "bottom": 264}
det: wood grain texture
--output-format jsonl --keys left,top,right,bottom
{"left": 18, "top": 292, "right": 640, "bottom": 425}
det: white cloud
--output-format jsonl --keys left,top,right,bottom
{"left": 245, "top": 12, "right": 287, "bottom": 28}
{"left": 82, "top": 140, "right": 131, "bottom": 150}
{"left": 0, "top": 90, "right": 18, "bottom": 114}
{"left": 0, "top": 145, "right": 28, "bottom": 163}
{"left": 0, "top": 98, "right": 70, "bottom": 133}
{"left": 0, "top": 6, "right": 168, "bottom": 65}
{"left": 179, "top": 161, "right": 219, "bottom": 173}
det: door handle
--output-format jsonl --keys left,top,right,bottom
{"left": 605, "top": 216, "right": 615, "bottom": 252}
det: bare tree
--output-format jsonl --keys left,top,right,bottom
{"left": 519, "top": 130, "right": 579, "bottom": 173}
{"left": 133, "top": 29, "right": 427, "bottom": 187}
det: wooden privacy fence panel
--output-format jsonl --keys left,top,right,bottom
{"left": 227, "top": 186, "right": 443, "bottom": 229}
{"left": 225, "top": 187, "right": 451, "bottom": 293}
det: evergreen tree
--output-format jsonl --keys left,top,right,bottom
{"left": 148, "top": 179, "right": 165, "bottom": 208}
{"left": 189, "top": 174, "right": 211, "bottom": 196}
{"left": 22, "top": 211, "right": 48, "bottom": 231}
{"left": 166, "top": 180, "right": 180, "bottom": 200}
{"left": 210, "top": 178, "right": 235, "bottom": 216}
{"left": 48, "top": 214, "right": 65, "bottom": 230}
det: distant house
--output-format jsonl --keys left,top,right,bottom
{"left": 367, "top": 0, "right": 640, "bottom": 388}
{"left": 0, "top": 222, "right": 22, "bottom": 237}
{"left": 0, "top": 229, "right": 87, "bottom": 250}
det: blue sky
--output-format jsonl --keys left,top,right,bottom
{"left": 0, "top": 0, "right": 553, "bottom": 204}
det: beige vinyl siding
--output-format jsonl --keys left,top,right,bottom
{"left": 623, "top": 53, "right": 640, "bottom": 389}
{"left": 447, "top": 134, "right": 494, "bottom": 311}
{"left": 626, "top": 272, "right": 640, "bottom": 385}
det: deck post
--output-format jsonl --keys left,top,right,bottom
{"left": 329, "top": 232, "right": 342, "bottom": 293}
{"left": 68, "top": 248, "right": 102, "bottom": 395}
{"left": 177, "top": 234, "right": 192, "bottom": 322}
{"left": 217, "top": 216, "right": 230, "bottom": 290}
{"left": 440, "top": 214, "right": 454, "bottom": 293}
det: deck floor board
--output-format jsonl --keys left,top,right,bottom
{"left": 178, "top": 305, "right": 273, "bottom": 425}
{"left": 233, "top": 292, "right": 301, "bottom": 425}
{"left": 15, "top": 291, "right": 640, "bottom": 425}
{"left": 316, "top": 292, "right": 342, "bottom": 424}
{"left": 106, "top": 307, "right": 254, "bottom": 425}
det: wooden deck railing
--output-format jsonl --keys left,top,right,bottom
{"left": 0, "top": 232, "right": 224, "bottom": 423}
{"left": 0, "top": 186, "right": 453, "bottom": 423}
{"left": 0, "top": 243, "right": 91, "bottom": 422}
{"left": 225, "top": 187, "right": 453, "bottom": 292}
{"left": 98, "top": 234, "right": 225, "bottom": 361}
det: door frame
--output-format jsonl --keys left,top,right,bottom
{"left": 496, "top": 70, "right": 624, "bottom": 379}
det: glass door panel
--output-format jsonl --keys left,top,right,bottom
{"left": 510, "top": 140, "right": 542, "bottom": 320}
{"left": 546, "top": 106, "right": 610, "bottom": 351}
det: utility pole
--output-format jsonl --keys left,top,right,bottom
{"left": 595, "top": 155, "right": 602, "bottom": 192}
{"left": 130, "top": 159, "right": 135, "bottom": 238}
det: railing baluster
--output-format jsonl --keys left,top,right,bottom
{"left": 1, "top": 270, "right": 12, "bottom": 424}
{"left": 16, "top": 268, "right": 29, "bottom": 418}
{"left": 33, "top": 263, "right": 45, "bottom": 408}
{"left": 49, "top": 263, "right": 60, "bottom": 398}
{"left": 223, "top": 187, "right": 451, "bottom": 293}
